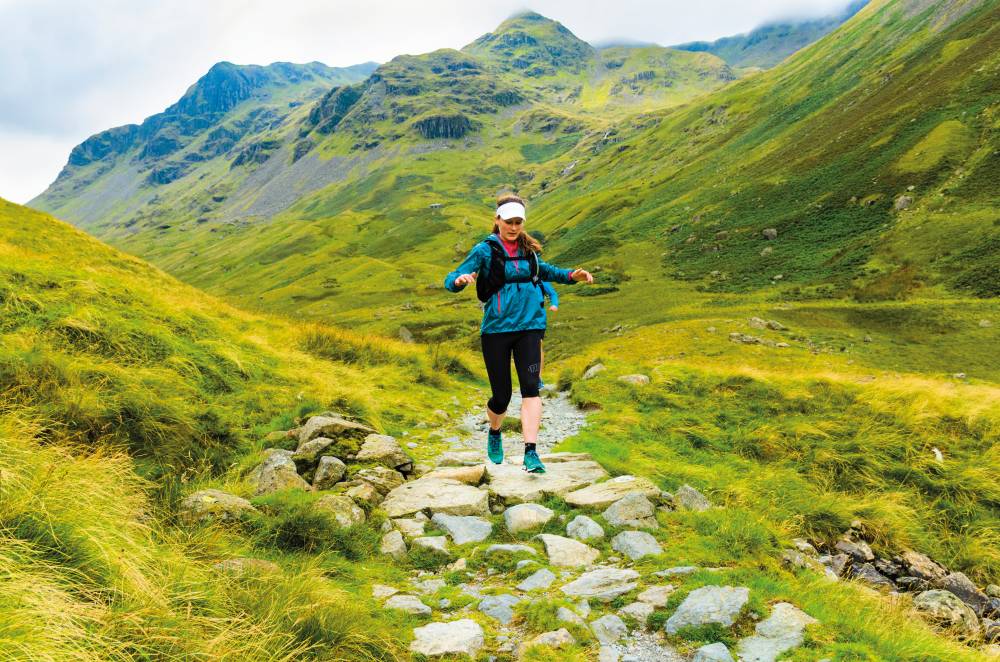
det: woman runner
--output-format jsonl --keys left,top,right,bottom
{"left": 444, "top": 193, "right": 593, "bottom": 473}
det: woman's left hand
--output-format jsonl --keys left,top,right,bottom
{"left": 570, "top": 269, "right": 594, "bottom": 284}
{"left": 548, "top": 305, "right": 558, "bottom": 312}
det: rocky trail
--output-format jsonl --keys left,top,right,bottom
{"left": 181, "top": 388, "right": 1000, "bottom": 660}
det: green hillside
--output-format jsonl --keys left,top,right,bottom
{"left": 0, "top": 198, "right": 474, "bottom": 660}
{"left": 525, "top": 0, "right": 999, "bottom": 300}
{"left": 4, "top": 196, "right": 998, "bottom": 660}
{"left": 674, "top": 0, "right": 868, "bottom": 69}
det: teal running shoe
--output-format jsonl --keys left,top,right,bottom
{"left": 523, "top": 448, "right": 546, "bottom": 474}
{"left": 487, "top": 430, "right": 504, "bottom": 464}
{"left": 538, "top": 379, "right": 546, "bottom": 390}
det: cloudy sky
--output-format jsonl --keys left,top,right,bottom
{"left": 1, "top": 0, "right": 852, "bottom": 204}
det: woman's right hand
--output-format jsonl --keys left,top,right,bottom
{"left": 454, "top": 272, "right": 477, "bottom": 287}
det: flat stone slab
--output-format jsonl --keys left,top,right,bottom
{"left": 431, "top": 513, "right": 492, "bottom": 545}
{"left": 436, "top": 451, "right": 484, "bottom": 467}
{"left": 410, "top": 619, "right": 484, "bottom": 657}
{"left": 507, "top": 452, "right": 594, "bottom": 465}
{"left": 664, "top": 585, "right": 750, "bottom": 634}
{"left": 423, "top": 465, "right": 485, "bottom": 485}
{"left": 478, "top": 594, "right": 521, "bottom": 625}
{"left": 637, "top": 585, "right": 675, "bottom": 607}
{"left": 518, "top": 568, "right": 557, "bottom": 591}
{"left": 564, "top": 475, "right": 660, "bottom": 509}
{"left": 591, "top": 613, "right": 628, "bottom": 644}
{"left": 385, "top": 594, "right": 431, "bottom": 616}
{"left": 560, "top": 567, "right": 640, "bottom": 602}
{"left": 619, "top": 601, "right": 655, "bottom": 623}
{"left": 736, "top": 602, "right": 817, "bottom": 662}
{"left": 537, "top": 533, "right": 600, "bottom": 567}
{"left": 382, "top": 477, "right": 489, "bottom": 517}
{"left": 485, "top": 460, "right": 608, "bottom": 504}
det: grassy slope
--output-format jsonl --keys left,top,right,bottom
{"left": 0, "top": 198, "right": 480, "bottom": 660}
{"left": 2, "top": 199, "right": 994, "bottom": 661}
{"left": 526, "top": 0, "right": 1000, "bottom": 297}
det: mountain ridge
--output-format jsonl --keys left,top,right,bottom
{"left": 674, "top": 0, "right": 869, "bottom": 69}
{"left": 30, "top": 13, "right": 736, "bottom": 236}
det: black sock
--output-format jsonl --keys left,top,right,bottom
{"left": 525, "top": 443, "right": 537, "bottom": 452}
{"left": 489, "top": 427, "right": 501, "bottom": 435}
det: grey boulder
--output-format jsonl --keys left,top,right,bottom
{"left": 913, "top": 590, "right": 982, "bottom": 638}
{"left": 566, "top": 514, "right": 605, "bottom": 541}
{"left": 664, "top": 585, "right": 750, "bottom": 634}
{"left": 673, "top": 484, "right": 712, "bottom": 512}
{"left": 610, "top": 531, "right": 663, "bottom": 560}
{"left": 591, "top": 613, "right": 628, "bottom": 644}
{"left": 380, "top": 530, "right": 407, "bottom": 559}
{"left": 312, "top": 455, "right": 347, "bottom": 489}
{"left": 478, "top": 594, "right": 521, "bottom": 625}
{"left": 313, "top": 494, "right": 365, "bottom": 527}
{"left": 298, "top": 415, "right": 374, "bottom": 446}
{"left": 564, "top": 475, "right": 660, "bottom": 509}
{"left": 431, "top": 513, "right": 492, "bottom": 545}
{"left": 385, "top": 594, "right": 431, "bottom": 616}
{"left": 560, "top": 568, "right": 640, "bottom": 602}
{"left": 536, "top": 533, "right": 600, "bottom": 567}
{"left": 693, "top": 642, "right": 736, "bottom": 662}
{"left": 603, "top": 493, "right": 659, "bottom": 529}
{"left": 179, "top": 489, "right": 257, "bottom": 525}
{"left": 381, "top": 477, "right": 489, "bottom": 518}
{"left": 736, "top": 602, "right": 818, "bottom": 662}
{"left": 504, "top": 503, "right": 555, "bottom": 533}
{"left": 252, "top": 449, "right": 311, "bottom": 495}
{"left": 517, "top": 568, "right": 557, "bottom": 591}
{"left": 356, "top": 433, "right": 413, "bottom": 472}
{"left": 410, "top": 619, "right": 484, "bottom": 657}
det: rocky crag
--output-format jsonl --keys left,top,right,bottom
{"left": 180, "top": 386, "right": 1000, "bottom": 660}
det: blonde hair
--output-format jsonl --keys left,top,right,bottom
{"left": 493, "top": 193, "right": 542, "bottom": 254}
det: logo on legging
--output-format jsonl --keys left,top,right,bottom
{"left": 528, "top": 363, "right": 539, "bottom": 373}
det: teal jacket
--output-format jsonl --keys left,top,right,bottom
{"left": 445, "top": 234, "right": 575, "bottom": 335}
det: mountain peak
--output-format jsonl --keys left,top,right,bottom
{"left": 463, "top": 10, "right": 594, "bottom": 76}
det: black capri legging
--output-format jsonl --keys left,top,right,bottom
{"left": 481, "top": 330, "right": 543, "bottom": 415}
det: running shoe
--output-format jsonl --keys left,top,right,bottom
{"left": 523, "top": 448, "right": 546, "bottom": 474}
{"left": 487, "top": 429, "right": 504, "bottom": 464}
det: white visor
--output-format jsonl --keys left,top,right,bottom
{"left": 497, "top": 201, "right": 526, "bottom": 221}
